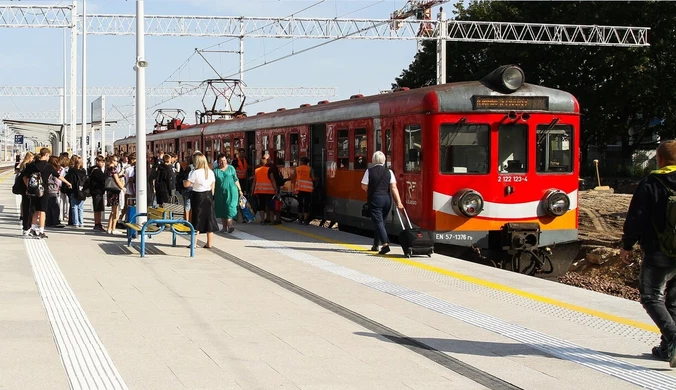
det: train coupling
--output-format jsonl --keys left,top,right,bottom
{"left": 501, "top": 223, "right": 541, "bottom": 252}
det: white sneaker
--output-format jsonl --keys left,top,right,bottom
{"left": 22, "top": 230, "right": 29, "bottom": 237}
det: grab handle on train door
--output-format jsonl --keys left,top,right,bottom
{"left": 395, "top": 207, "right": 413, "bottom": 230}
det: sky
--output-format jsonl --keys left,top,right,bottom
{"left": 0, "top": 0, "right": 433, "bottom": 143}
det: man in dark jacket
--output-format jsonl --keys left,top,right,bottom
{"left": 89, "top": 156, "right": 107, "bottom": 231}
{"left": 621, "top": 140, "right": 676, "bottom": 366}
{"left": 154, "top": 154, "right": 174, "bottom": 206}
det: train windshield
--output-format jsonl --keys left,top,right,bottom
{"left": 498, "top": 124, "right": 528, "bottom": 173}
{"left": 537, "top": 124, "right": 573, "bottom": 173}
{"left": 440, "top": 123, "right": 489, "bottom": 174}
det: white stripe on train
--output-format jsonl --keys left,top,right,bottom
{"left": 433, "top": 190, "right": 578, "bottom": 219}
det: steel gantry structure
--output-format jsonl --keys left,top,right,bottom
{"left": 0, "top": 5, "right": 649, "bottom": 45}
{"left": 0, "top": 3, "right": 651, "bottom": 155}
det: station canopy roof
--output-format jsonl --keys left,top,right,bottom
{"left": 2, "top": 120, "right": 64, "bottom": 144}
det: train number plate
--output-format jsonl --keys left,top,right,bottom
{"left": 497, "top": 175, "right": 527, "bottom": 183}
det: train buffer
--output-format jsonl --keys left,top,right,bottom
{"left": 1, "top": 169, "right": 675, "bottom": 389}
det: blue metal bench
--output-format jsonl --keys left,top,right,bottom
{"left": 125, "top": 207, "right": 196, "bottom": 257}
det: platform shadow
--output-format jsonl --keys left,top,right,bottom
{"left": 354, "top": 332, "right": 670, "bottom": 371}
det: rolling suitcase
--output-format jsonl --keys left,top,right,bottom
{"left": 396, "top": 208, "right": 434, "bottom": 258}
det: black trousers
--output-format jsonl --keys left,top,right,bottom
{"left": 21, "top": 195, "right": 31, "bottom": 231}
{"left": 639, "top": 252, "right": 676, "bottom": 344}
{"left": 369, "top": 193, "right": 391, "bottom": 247}
{"left": 45, "top": 195, "right": 60, "bottom": 226}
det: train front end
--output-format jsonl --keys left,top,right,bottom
{"left": 429, "top": 66, "right": 581, "bottom": 277}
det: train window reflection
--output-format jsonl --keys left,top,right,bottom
{"left": 354, "top": 128, "right": 368, "bottom": 170}
{"left": 537, "top": 125, "right": 572, "bottom": 173}
{"left": 290, "top": 133, "right": 299, "bottom": 164}
{"left": 498, "top": 125, "right": 527, "bottom": 173}
{"left": 404, "top": 124, "right": 422, "bottom": 172}
{"left": 440, "top": 123, "right": 489, "bottom": 174}
{"left": 337, "top": 129, "right": 349, "bottom": 169}
{"left": 274, "top": 134, "right": 285, "bottom": 165}
{"left": 375, "top": 129, "right": 382, "bottom": 152}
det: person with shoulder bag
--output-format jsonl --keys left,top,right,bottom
{"left": 15, "top": 152, "right": 35, "bottom": 235}
{"left": 360, "top": 151, "right": 404, "bottom": 255}
{"left": 104, "top": 155, "right": 125, "bottom": 234}
{"left": 66, "top": 155, "right": 88, "bottom": 228}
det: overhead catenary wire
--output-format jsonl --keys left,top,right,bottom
{"left": 148, "top": 17, "right": 390, "bottom": 110}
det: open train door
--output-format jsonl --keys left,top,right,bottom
{"left": 309, "top": 123, "right": 327, "bottom": 219}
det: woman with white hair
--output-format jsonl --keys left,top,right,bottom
{"left": 361, "top": 151, "right": 404, "bottom": 254}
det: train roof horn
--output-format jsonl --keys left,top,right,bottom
{"left": 482, "top": 65, "right": 525, "bottom": 93}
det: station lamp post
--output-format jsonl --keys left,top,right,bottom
{"left": 135, "top": 0, "right": 148, "bottom": 224}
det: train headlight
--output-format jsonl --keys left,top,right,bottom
{"left": 482, "top": 65, "right": 525, "bottom": 93}
{"left": 452, "top": 189, "right": 484, "bottom": 217}
{"left": 543, "top": 189, "right": 570, "bottom": 217}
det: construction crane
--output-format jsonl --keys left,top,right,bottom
{"left": 390, "top": 0, "right": 449, "bottom": 38}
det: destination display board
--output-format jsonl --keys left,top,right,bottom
{"left": 472, "top": 95, "right": 549, "bottom": 111}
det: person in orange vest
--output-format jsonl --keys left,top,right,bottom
{"left": 291, "top": 156, "right": 316, "bottom": 225}
{"left": 232, "top": 148, "right": 249, "bottom": 194}
{"left": 252, "top": 154, "right": 277, "bottom": 224}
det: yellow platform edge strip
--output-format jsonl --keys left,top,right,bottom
{"left": 277, "top": 225, "right": 659, "bottom": 334}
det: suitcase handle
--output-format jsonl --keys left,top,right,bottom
{"left": 395, "top": 207, "right": 413, "bottom": 230}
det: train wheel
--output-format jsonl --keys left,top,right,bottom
{"left": 280, "top": 194, "right": 299, "bottom": 223}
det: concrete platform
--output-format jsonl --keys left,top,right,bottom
{"left": 0, "top": 169, "right": 673, "bottom": 390}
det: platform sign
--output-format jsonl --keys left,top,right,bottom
{"left": 14, "top": 134, "right": 23, "bottom": 144}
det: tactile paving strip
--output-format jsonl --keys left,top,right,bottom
{"left": 278, "top": 232, "right": 659, "bottom": 346}
{"left": 233, "top": 230, "right": 676, "bottom": 390}
{"left": 24, "top": 238, "right": 128, "bottom": 390}
{"left": 14, "top": 194, "right": 128, "bottom": 390}
{"left": 363, "top": 254, "right": 659, "bottom": 345}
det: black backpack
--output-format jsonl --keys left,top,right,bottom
{"left": 653, "top": 176, "right": 676, "bottom": 257}
{"left": 12, "top": 173, "right": 25, "bottom": 195}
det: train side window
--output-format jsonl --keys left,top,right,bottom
{"left": 354, "top": 128, "right": 368, "bottom": 170}
{"left": 375, "top": 129, "right": 382, "bottom": 152}
{"left": 498, "top": 124, "right": 528, "bottom": 174}
{"left": 205, "top": 140, "right": 213, "bottom": 163}
{"left": 337, "top": 129, "right": 349, "bottom": 170}
{"left": 214, "top": 139, "right": 221, "bottom": 157}
{"left": 261, "top": 135, "right": 268, "bottom": 156}
{"left": 404, "top": 124, "right": 422, "bottom": 172}
{"left": 290, "top": 133, "right": 299, "bottom": 165}
{"left": 274, "top": 134, "right": 286, "bottom": 165}
{"left": 537, "top": 125, "right": 573, "bottom": 173}
{"left": 223, "top": 137, "right": 231, "bottom": 160}
{"left": 439, "top": 123, "right": 489, "bottom": 174}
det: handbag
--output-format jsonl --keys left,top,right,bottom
{"left": 104, "top": 176, "right": 121, "bottom": 193}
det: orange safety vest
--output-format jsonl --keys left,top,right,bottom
{"left": 235, "top": 157, "right": 248, "bottom": 179}
{"left": 295, "top": 165, "right": 313, "bottom": 193}
{"left": 254, "top": 166, "right": 276, "bottom": 194}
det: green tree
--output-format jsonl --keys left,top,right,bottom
{"left": 394, "top": 1, "right": 676, "bottom": 168}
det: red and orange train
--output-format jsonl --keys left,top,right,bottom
{"left": 115, "top": 66, "right": 581, "bottom": 277}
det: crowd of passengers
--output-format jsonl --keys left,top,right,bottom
{"left": 11, "top": 147, "right": 333, "bottom": 245}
